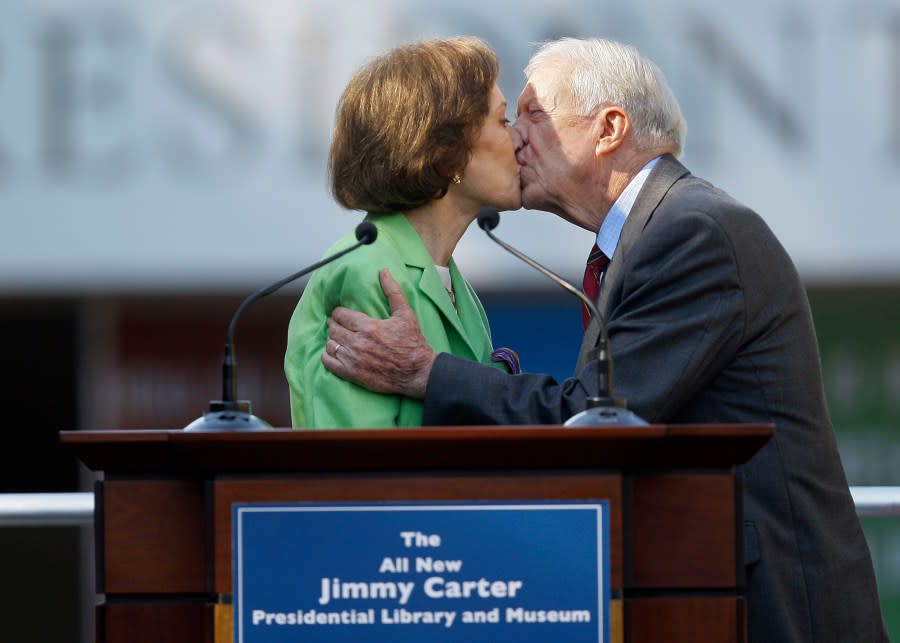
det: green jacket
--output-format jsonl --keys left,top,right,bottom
{"left": 285, "top": 212, "right": 504, "bottom": 428}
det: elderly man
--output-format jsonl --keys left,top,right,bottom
{"left": 321, "top": 38, "right": 887, "bottom": 642}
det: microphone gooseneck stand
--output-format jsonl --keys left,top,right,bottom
{"left": 184, "top": 222, "right": 378, "bottom": 431}
{"left": 476, "top": 207, "right": 646, "bottom": 426}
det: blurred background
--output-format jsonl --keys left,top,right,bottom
{"left": 1, "top": 0, "right": 897, "bottom": 640}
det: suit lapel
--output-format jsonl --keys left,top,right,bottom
{"left": 575, "top": 154, "right": 691, "bottom": 375}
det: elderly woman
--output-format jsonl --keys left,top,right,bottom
{"left": 285, "top": 37, "right": 521, "bottom": 428}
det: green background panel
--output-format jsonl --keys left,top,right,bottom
{"left": 810, "top": 286, "right": 900, "bottom": 639}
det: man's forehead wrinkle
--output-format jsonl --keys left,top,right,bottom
{"left": 531, "top": 64, "right": 573, "bottom": 115}
{"left": 519, "top": 83, "right": 555, "bottom": 113}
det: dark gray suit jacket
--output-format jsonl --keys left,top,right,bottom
{"left": 423, "top": 155, "right": 888, "bottom": 642}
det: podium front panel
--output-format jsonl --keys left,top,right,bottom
{"left": 62, "top": 424, "right": 769, "bottom": 643}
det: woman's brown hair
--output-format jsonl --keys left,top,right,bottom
{"left": 329, "top": 36, "right": 499, "bottom": 214}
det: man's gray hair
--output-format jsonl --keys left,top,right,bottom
{"left": 526, "top": 38, "right": 687, "bottom": 156}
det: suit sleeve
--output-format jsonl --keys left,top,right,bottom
{"left": 422, "top": 209, "right": 745, "bottom": 425}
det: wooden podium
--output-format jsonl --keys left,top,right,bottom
{"left": 62, "top": 424, "right": 771, "bottom": 643}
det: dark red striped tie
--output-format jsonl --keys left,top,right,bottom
{"left": 582, "top": 243, "right": 609, "bottom": 329}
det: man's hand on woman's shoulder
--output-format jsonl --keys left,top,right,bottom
{"left": 322, "top": 269, "right": 436, "bottom": 398}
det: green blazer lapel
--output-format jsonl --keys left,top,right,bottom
{"left": 417, "top": 263, "right": 468, "bottom": 337}
{"left": 374, "top": 213, "right": 477, "bottom": 358}
{"left": 447, "top": 258, "right": 487, "bottom": 360}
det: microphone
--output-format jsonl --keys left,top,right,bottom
{"left": 476, "top": 207, "right": 646, "bottom": 426}
{"left": 184, "top": 222, "right": 378, "bottom": 431}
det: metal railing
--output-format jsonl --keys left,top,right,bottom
{"left": 850, "top": 487, "right": 900, "bottom": 518}
{"left": 0, "top": 493, "right": 94, "bottom": 527}
{"left": 1, "top": 487, "right": 898, "bottom": 527}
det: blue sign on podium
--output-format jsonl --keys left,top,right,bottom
{"left": 233, "top": 501, "right": 610, "bottom": 643}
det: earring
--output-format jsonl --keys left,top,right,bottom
{"left": 451, "top": 174, "right": 462, "bottom": 185}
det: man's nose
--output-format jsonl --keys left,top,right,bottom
{"left": 510, "top": 118, "right": 528, "bottom": 152}
{"left": 510, "top": 123, "right": 524, "bottom": 150}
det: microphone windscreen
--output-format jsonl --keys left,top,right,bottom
{"left": 355, "top": 222, "right": 378, "bottom": 244}
{"left": 477, "top": 207, "right": 500, "bottom": 231}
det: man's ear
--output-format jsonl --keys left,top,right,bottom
{"left": 594, "top": 106, "right": 629, "bottom": 157}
